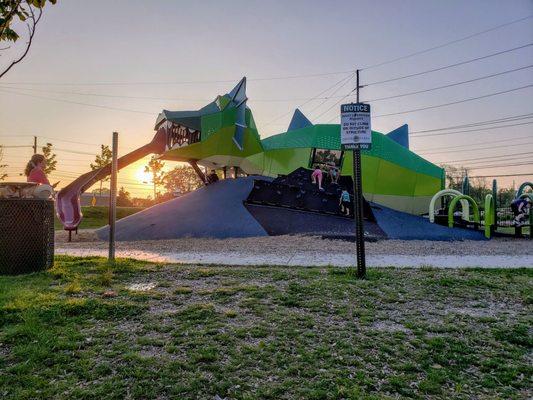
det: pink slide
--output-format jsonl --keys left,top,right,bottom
{"left": 56, "top": 129, "right": 168, "bottom": 232}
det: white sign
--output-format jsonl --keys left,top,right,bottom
{"left": 340, "top": 103, "right": 371, "bottom": 150}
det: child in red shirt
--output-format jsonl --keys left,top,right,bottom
{"left": 25, "top": 154, "right": 50, "bottom": 185}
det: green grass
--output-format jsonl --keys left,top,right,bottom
{"left": 54, "top": 206, "right": 143, "bottom": 230}
{"left": 0, "top": 258, "right": 531, "bottom": 399}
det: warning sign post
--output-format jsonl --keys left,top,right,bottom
{"left": 340, "top": 101, "right": 371, "bottom": 278}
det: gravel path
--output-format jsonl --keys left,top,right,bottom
{"left": 56, "top": 229, "right": 533, "bottom": 268}
{"left": 55, "top": 248, "right": 533, "bottom": 268}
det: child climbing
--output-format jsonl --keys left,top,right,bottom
{"left": 311, "top": 165, "right": 324, "bottom": 191}
{"left": 339, "top": 189, "right": 351, "bottom": 216}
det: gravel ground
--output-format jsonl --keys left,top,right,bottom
{"left": 55, "top": 229, "right": 533, "bottom": 256}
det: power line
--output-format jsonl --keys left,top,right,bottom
{"left": 0, "top": 88, "right": 155, "bottom": 115}
{"left": 411, "top": 121, "right": 533, "bottom": 138}
{"left": 415, "top": 135, "right": 533, "bottom": 152}
{"left": 365, "top": 65, "right": 533, "bottom": 102}
{"left": 0, "top": 84, "right": 355, "bottom": 104}
{"left": 468, "top": 173, "right": 533, "bottom": 178}
{"left": 306, "top": 75, "right": 357, "bottom": 116}
{"left": 373, "top": 84, "right": 533, "bottom": 118}
{"left": 263, "top": 72, "right": 356, "bottom": 127}
{"left": 409, "top": 113, "right": 533, "bottom": 134}
{"left": 466, "top": 161, "right": 533, "bottom": 170}
{"left": 435, "top": 151, "right": 533, "bottom": 164}
{"left": 0, "top": 85, "right": 210, "bottom": 102}
{"left": 421, "top": 141, "right": 533, "bottom": 156}
{"left": 365, "top": 43, "right": 533, "bottom": 87}
{"left": 452, "top": 155, "right": 533, "bottom": 166}
{"left": 361, "top": 15, "right": 533, "bottom": 70}
{"left": 0, "top": 70, "right": 357, "bottom": 87}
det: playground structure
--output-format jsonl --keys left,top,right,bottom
{"left": 56, "top": 77, "right": 528, "bottom": 241}
{"left": 429, "top": 179, "right": 532, "bottom": 239}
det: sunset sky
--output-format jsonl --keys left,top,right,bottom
{"left": 0, "top": 0, "right": 532, "bottom": 197}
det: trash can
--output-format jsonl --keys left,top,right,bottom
{"left": 0, "top": 198, "right": 55, "bottom": 275}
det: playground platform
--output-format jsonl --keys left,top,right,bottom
{"left": 97, "top": 177, "right": 487, "bottom": 241}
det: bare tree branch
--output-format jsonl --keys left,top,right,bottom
{"left": 0, "top": 3, "right": 42, "bottom": 79}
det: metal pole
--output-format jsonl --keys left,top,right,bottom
{"left": 108, "top": 131, "right": 118, "bottom": 262}
{"left": 33, "top": 136, "right": 37, "bottom": 154}
{"left": 353, "top": 69, "right": 366, "bottom": 278}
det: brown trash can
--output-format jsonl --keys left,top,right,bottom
{"left": 0, "top": 198, "right": 55, "bottom": 275}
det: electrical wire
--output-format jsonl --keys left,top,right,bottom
{"left": 0, "top": 70, "right": 357, "bottom": 87}
{"left": 420, "top": 141, "right": 533, "bottom": 156}
{"left": 409, "top": 113, "right": 533, "bottom": 134}
{"left": 0, "top": 88, "right": 155, "bottom": 115}
{"left": 365, "top": 65, "right": 533, "bottom": 102}
{"left": 465, "top": 161, "right": 533, "bottom": 169}
{"left": 263, "top": 72, "right": 356, "bottom": 127}
{"left": 411, "top": 121, "right": 533, "bottom": 138}
{"left": 434, "top": 151, "right": 533, "bottom": 164}
{"left": 373, "top": 84, "right": 533, "bottom": 118}
{"left": 414, "top": 135, "right": 533, "bottom": 152}
{"left": 467, "top": 173, "right": 533, "bottom": 178}
{"left": 448, "top": 155, "right": 533, "bottom": 166}
{"left": 365, "top": 43, "right": 533, "bottom": 87}
{"left": 361, "top": 15, "right": 533, "bottom": 70}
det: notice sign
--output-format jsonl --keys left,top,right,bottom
{"left": 340, "top": 103, "right": 371, "bottom": 150}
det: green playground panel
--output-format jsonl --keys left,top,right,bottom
{"left": 159, "top": 82, "right": 446, "bottom": 214}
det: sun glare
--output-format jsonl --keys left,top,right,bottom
{"left": 135, "top": 167, "right": 152, "bottom": 184}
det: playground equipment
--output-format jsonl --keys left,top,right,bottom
{"left": 56, "top": 129, "right": 168, "bottom": 238}
{"left": 484, "top": 194, "right": 495, "bottom": 239}
{"left": 447, "top": 195, "right": 479, "bottom": 228}
{"left": 429, "top": 189, "right": 470, "bottom": 223}
{"left": 516, "top": 182, "right": 533, "bottom": 198}
{"left": 429, "top": 179, "right": 532, "bottom": 240}
{"left": 57, "top": 78, "right": 446, "bottom": 233}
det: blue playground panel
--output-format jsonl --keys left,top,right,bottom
{"left": 97, "top": 177, "right": 269, "bottom": 241}
{"left": 370, "top": 203, "right": 486, "bottom": 241}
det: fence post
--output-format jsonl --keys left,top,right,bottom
{"left": 108, "top": 132, "right": 118, "bottom": 262}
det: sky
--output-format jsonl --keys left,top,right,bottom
{"left": 0, "top": 0, "right": 532, "bottom": 196}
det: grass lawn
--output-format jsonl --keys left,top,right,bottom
{"left": 54, "top": 206, "right": 143, "bottom": 230}
{"left": 0, "top": 258, "right": 531, "bottom": 399}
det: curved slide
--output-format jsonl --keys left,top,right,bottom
{"left": 57, "top": 129, "right": 168, "bottom": 231}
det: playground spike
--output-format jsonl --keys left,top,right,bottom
{"left": 228, "top": 77, "right": 247, "bottom": 104}
{"left": 287, "top": 109, "right": 313, "bottom": 132}
{"left": 386, "top": 124, "right": 409, "bottom": 149}
{"left": 228, "top": 77, "right": 248, "bottom": 150}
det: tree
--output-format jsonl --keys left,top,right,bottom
{"left": 441, "top": 164, "right": 468, "bottom": 191}
{"left": 41, "top": 142, "right": 56, "bottom": 174}
{"left": 1, "top": 0, "right": 57, "bottom": 79}
{"left": 0, "top": 145, "right": 7, "bottom": 180}
{"left": 91, "top": 187, "right": 109, "bottom": 195}
{"left": 144, "top": 156, "right": 165, "bottom": 199}
{"left": 117, "top": 186, "right": 133, "bottom": 207}
{"left": 162, "top": 165, "right": 202, "bottom": 196}
{"left": 90, "top": 144, "right": 112, "bottom": 197}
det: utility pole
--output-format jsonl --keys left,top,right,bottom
{"left": 108, "top": 132, "right": 118, "bottom": 262}
{"left": 33, "top": 136, "right": 37, "bottom": 154}
{"left": 353, "top": 69, "right": 366, "bottom": 278}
